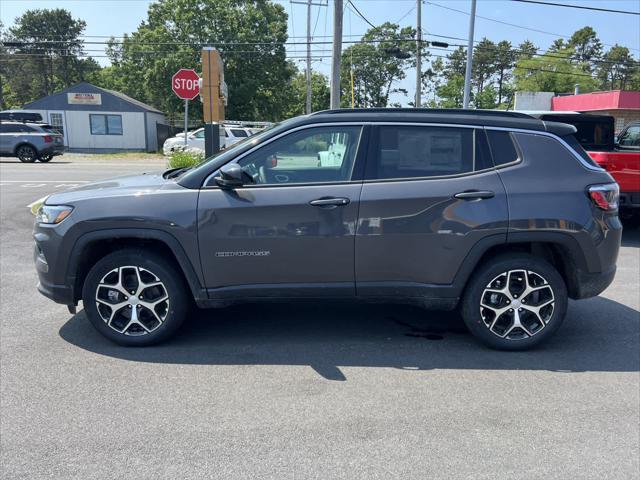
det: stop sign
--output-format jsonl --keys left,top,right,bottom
{"left": 172, "top": 68, "right": 200, "bottom": 100}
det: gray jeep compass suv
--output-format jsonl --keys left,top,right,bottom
{"left": 32, "top": 109, "right": 621, "bottom": 350}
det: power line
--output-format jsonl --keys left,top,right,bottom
{"left": 0, "top": 50, "right": 606, "bottom": 80}
{"left": 5, "top": 36, "right": 637, "bottom": 68}
{"left": 511, "top": 0, "right": 640, "bottom": 16}
{"left": 426, "top": 1, "right": 640, "bottom": 52}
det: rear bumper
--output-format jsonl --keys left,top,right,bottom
{"left": 619, "top": 191, "right": 640, "bottom": 209}
{"left": 39, "top": 144, "right": 65, "bottom": 156}
{"left": 572, "top": 265, "right": 617, "bottom": 299}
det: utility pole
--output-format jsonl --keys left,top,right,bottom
{"left": 415, "top": 0, "right": 422, "bottom": 108}
{"left": 330, "top": 0, "right": 343, "bottom": 109}
{"left": 462, "top": 0, "right": 476, "bottom": 109}
{"left": 306, "top": 0, "right": 312, "bottom": 114}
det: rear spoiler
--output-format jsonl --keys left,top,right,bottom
{"left": 541, "top": 121, "right": 577, "bottom": 136}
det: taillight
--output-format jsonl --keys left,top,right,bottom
{"left": 43, "top": 135, "right": 53, "bottom": 143}
{"left": 588, "top": 183, "right": 619, "bottom": 211}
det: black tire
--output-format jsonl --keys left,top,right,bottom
{"left": 461, "top": 253, "right": 568, "bottom": 351}
{"left": 38, "top": 153, "right": 53, "bottom": 162}
{"left": 16, "top": 145, "right": 37, "bottom": 163}
{"left": 82, "top": 249, "right": 190, "bottom": 346}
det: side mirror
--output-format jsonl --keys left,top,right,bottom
{"left": 215, "top": 163, "right": 246, "bottom": 189}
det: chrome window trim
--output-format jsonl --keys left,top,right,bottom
{"left": 202, "top": 120, "right": 604, "bottom": 187}
{"left": 484, "top": 126, "right": 605, "bottom": 172}
{"left": 202, "top": 122, "right": 365, "bottom": 188}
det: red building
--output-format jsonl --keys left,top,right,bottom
{"left": 552, "top": 90, "right": 640, "bottom": 133}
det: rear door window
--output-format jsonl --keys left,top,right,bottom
{"left": 367, "top": 126, "right": 492, "bottom": 180}
{"left": 486, "top": 130, "right": 519, "bottom": 166}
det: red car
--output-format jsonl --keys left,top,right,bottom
{"left": 538, "top": 114, "right": 640, "bottom": 219}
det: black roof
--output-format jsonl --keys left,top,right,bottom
{"left": 300, "top": 108, "right": 576, "bottom": 135}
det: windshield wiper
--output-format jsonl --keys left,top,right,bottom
{"left": 163, "top": 167, "right": 190, "bottom": 179}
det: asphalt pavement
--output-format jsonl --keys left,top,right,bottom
{"left": 1, "top": 155, "right": 638, "bottom": 479}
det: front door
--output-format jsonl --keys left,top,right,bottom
{"left": 355, "top": 124, "right": 509, "bottom": 296}
{"left": 197, "top": 124, "right": 365, "bottom": 299}
{"left": 48, "top": 111, "right": 67, "bottom": 146}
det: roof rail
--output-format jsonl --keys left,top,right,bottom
{"left": 311, "top": 108, "right": 534, "bottom": 119}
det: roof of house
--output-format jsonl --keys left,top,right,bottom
{"left": 552, "top": 90, "right": 640, "bottom": 112}
{"left": 23, "top": 82, "right": 163, "bottom": 114}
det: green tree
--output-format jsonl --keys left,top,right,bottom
{"left": 474, "top": 84, "right": 497, "bottom": 109}
{"left": 105, "top": 0, "right": 294, "bottom": 122}
{"left": 494, "top": 41, "right": 516, "bottom": 106}
{"left": 445, "top": 46, "right": 467, "bottom": 77}
{"left": 568, "top": 26, "right": 602, "bottom": 69}
{"left": 421, "top": 56, "right": 445, "bottom": 106}
{"left": 340, "top": 23, "right": 416, "bottom": 107}
{"left": 517, "top": 40, "right": 537, "bottom": 60}
{"left": 3, "top": 9, "right": 96, "bottom": 105}
{"left": 436, "top": 75, "right": 465, "bottom": 108}
{"left": 472, "top": 38, "right": 497, "bottom": 95}
{"left": 283, "top": 70, "right": 330, "bottom": 118}
{"left": 597, "top": 45, "right": 638, "bottom": 90}
{"left": 515, "top": 46, "right": 598, "bottom": 94}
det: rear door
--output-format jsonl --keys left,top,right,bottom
{"left": 197, "top": 124, "right": 366, "bottom": 298}
{"left": 355, "top": 124, "right": 508, "bottom": 296}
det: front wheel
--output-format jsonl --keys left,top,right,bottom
{"left": 461, "top": 253, "right": 568, "bottom": 351}
{"left": 16, "top": 145, "right": 37, "bottom": 163}
{"left": 82, "top": 249, "right": 190, "bottom": 346}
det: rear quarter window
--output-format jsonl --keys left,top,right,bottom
{"left": 486, "top": 130, "right": 519, "bottom": 166}
{"left": 512, "top": 132, "right": 600, "bottom": 169}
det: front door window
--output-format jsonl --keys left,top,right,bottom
{"left": 237, "top": 126, "right": 362, "bottom": 185}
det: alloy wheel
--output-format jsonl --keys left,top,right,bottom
{"left": 479, "top": 269, "right": 555, "bottom": 340}
{"left": 17, "top": 146, "right": 37, "bottom": 162}
{"left": 95, "top": 266, "right": 170, "bottom": 336}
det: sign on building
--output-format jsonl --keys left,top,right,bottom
{"left": 67, "top": 93, "right": 102, "bottom": 105}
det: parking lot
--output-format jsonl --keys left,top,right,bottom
{"left": 1, "top": 155, "right": 638, "bottom": 479}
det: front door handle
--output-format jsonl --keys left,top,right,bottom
{"left": 454, "top": 190, "right": 495, "bottom": 200}
{"left": 309, "top": 197, "right": 350, "bottom": 208}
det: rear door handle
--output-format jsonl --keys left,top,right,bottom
{"left": 309, "top": 197, "right": 350, "bottom": 207}
{"left": 454, "top": 190, "right": 495, "bottom": 200}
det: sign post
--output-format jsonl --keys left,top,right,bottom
{"left": 200, "top": 48, "right": 227, "bottom": 157}
{"left": 171, "top": 68, "right": 200, "bottom": 147}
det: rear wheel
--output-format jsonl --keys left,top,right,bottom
{"left": 461, "top": 253, "right": 568, "bottom": 350}
{"left": 16, "top": 145, "right": 37, "bottom": 163}
{"left": 38, "top": 153, "right": 53, "bottom": 162}
{"left": 82, "top": 249, "right": 189, "bottom": 346}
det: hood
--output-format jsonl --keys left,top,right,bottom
{"left": 45, "top": 171, "right": 177, "bottom": 205}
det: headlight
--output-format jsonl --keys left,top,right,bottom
{"left": 29, "top": 196, "right": 49, "bottom": 216}
{"left": 34, "top": 205, "right": 74, "bottom": 224}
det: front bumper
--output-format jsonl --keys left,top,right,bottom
{"left": 34, "top": 232, "right": 75, "bottom": 306}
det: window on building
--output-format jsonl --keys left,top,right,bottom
{"left": 367, "top": 126, "right": 492, "bottom": 180}
{"left": 90, "top": 114, "right": 123, "bottom": 135}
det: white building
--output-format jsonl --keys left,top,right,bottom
{"left": 23, "top": 82, "right": 166, "bottom": 153}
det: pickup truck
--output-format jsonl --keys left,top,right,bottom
{"left": 537, "top": 114, "right": 640, "bottom": 219}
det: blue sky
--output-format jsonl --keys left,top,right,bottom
{"left": 2, "top": 0, "right": 639, "bottom": 106}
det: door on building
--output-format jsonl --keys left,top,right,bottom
{"left": 48, "top": 112, "right": 67, "bottom": 147}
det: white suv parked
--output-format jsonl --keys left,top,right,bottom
{"left": 162, "top": 126, "right": 252, "bottom": 155}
